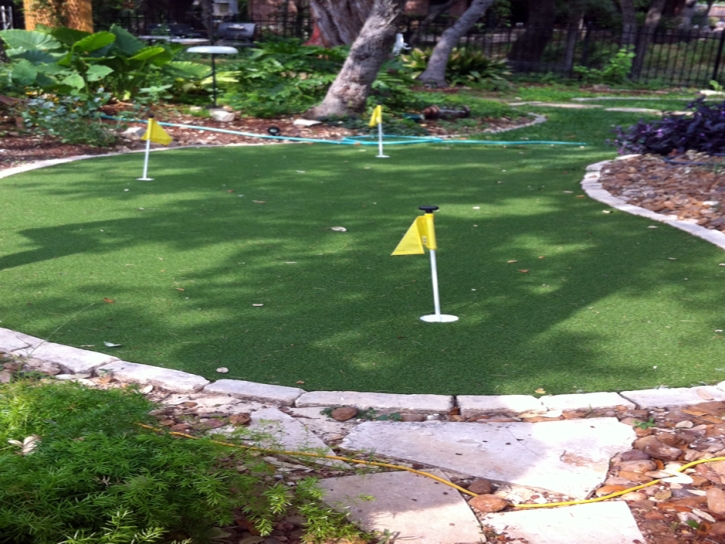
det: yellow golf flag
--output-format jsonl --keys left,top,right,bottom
{"left": 368, "top": 105, "right": 382, "bottom": 127}
{"left": 392, "top": 213, "right": 437, "bottom": 255}
{"left": 142, "top": 118, "right": 172, "bottom": 146}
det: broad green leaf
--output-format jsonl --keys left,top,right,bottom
{"left": 86, "top": 64, "right": 113, "bottom": 82}
{"left": 149, "top": 49, "right": 174, "bottom": 66}
{"left": 61, "top": 72, "right": 85, "bottom": 89}
{"left": 163, "top": 61, "right": 211, "bottom": 79}
{"left": 9, "top": 59, "right": 37, "bottom": 86}
{"left": 0, "top": 29, "right": 61, "bottom": 51}
{"left": 8, "top": 49, "right": 58, "bottom": 64}
{"left": 72, "top": 32, "right": 115, "bottom": 54}
{"left": 51, "top": 27, "right": 90, "bottom": 46}
{"left": 129, "top": 46, "right": 166, "bottom": 62}
{"left": 108, "top": 24, "right": 145, "bottom": 56}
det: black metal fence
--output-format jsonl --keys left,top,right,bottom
{"left": 12, "top": 5, "right": 725, "bottom": 88}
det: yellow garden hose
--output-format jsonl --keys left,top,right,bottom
{"left": 137, "top": 423, "right": 725, "bottom": 509}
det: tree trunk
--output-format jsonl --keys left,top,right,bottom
{"left": 619, "top": 0, "right": 637, "bottom": 46}
{"left": 309, "top": 0, "right": 374, "bottom": 46}
{"left": 563, "top": 0, "right": 586, "bottom": 74}
{"left": 304, "top": 0, "right": 406, "bottom": 119}
{"left": 408, "top": 0, "right": 465, "bottom": 47}
{"left": 508, "top": 0, "right": 556, "bottom": 69}
{"left": 416, "top": 0, "right": 495, "bottom": 87}
{"left": 631, "top": 0, "right": 667, "bottom": 79}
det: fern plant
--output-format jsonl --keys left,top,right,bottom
{"left": 401, "top": 47, "right": 511, "bottom": 85}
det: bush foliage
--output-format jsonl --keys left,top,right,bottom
{"left": 0, "top": 378, "right": 362, "bottom": 544}
{"left": 613, "top": 97, "right": 725, "bottom": 155}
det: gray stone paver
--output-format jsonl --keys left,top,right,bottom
{"left": 295, "top": 390, "right": 453, "bottom": 414}
{"left": 340, "top": 418, "right": 635, "bottom": 499}
{"left": 203, "top": 379, "right": 304, "bottom": 406}
{"left": 14, "top": 342, "right": 118, "bottom": 374}
{"left": 458, "top": 395, "right": 545, "bottom": 417}
{"left": 541, "top": 392, "right": 634, "bottom": 412}
{"left": 319, "top": 470, "right": 484, "bottom": 544}
{"left": 97, "top": 360, "right": 209, "bottom": 392}
{"left": 621, "top": 386, "right": 725, "bottom": 408}
{"left": 485, "top": 502, "right": 645, "bottom": 544}
{"left": 0, "top": 327, "right": 42, "bottom": 352}
{"left": 248, "top": 407, "right": 348, "bottom": 468}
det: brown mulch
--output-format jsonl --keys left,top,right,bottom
{"left": 598, "top": 152, "right": 725, "bottom": 232}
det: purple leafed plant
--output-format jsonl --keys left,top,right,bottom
{"left": 612, "top": 98, "right": 725, "bottom": 155}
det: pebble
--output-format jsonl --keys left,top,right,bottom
{"left": 330, "top": 406, "right": 358, "bottom": 422}
{"left": 468, "top": 494, "right": 509, "bottom": 513}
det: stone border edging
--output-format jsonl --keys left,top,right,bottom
{"left": 581, "top": 155, "right": 725, "bottom": 250}
{"left": 4, "top": 326, "right": 725, "bottom": 415}
{"left": 3, "top": 148, "right": 725, "bottom": 417}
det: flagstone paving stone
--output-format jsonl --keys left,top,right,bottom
{"left": 14, "top": 341, "right": 118, "bottom": 374}
{"left": 340, "top": 419, "right": 635, "bottom": 499}
{"left": 295, "top": 390, "right": 453, "bottom": 414}
{"left": 541, "top": 392, "right": 635, "bottom": 411}
{"left": 621, "top": 386, "right": 725, "bottom": 408}
{"left": 248, "top": 407, "right": 348, "bottom": 468}
{"left": 0, "top": 326, "right": 41, "bottom": 352}
{"left": 485, "top": 502, "right": 646, "bottom": 544}
{"left": 97, "top": 360, "right": 209, "bottom": 392}
{"left": 457, "top": 395, "right": 545, "bottom": 417}
{"left": 318, "top": 470, "right": 484, "bottom": 544}
{"left": 203, "top": 379, "right": 305, "bottom": 405}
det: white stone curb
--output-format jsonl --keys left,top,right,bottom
{"left": 581, "top": 155, "right": 725, "bottom": 251}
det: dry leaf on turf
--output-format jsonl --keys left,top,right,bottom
{"left": 103, "top": 297, "right": 114, "bottom": 303}
{"left": 103, "top": 341, "right": 122, "bottom": 347}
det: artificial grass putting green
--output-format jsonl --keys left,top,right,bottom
{"left": 2, "top": 121, "right": 725, "bottom": 396}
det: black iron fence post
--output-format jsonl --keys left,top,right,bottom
{"left": 712, "top": 28, "right": 725, "bottom": 83}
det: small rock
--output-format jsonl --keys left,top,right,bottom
{"left": 210, "top": 109, "right": 236, "bottom": 122}
{"left": 0, "top": 370, "right": 11, "bottom": 383}
{"left": 711, "top": 522, "right": 725, "bottom": 535}
{"left": 468, "top": 494, "right": 508, "bottom": 513}
{"left": 170, "top": 423, "right": 191, "bottom": 432}
{"left": 216, "top": 367, "right": 229, "bottom": 373}
{"left": 618, "top": 459, "right": 657, "bottom": 473}
{"left": 330, "top": 407, "right": 357, "bottom": 422}
{"left": 634, "top": 435, "right": 683, "bottom": 461}
{"left": 229, "top": 413, "right": 251, "bottom": 426}
{"left": 399, "top": 413, "right": 426, "bottom": 422}
{"left": 620, "top": 449, "right": 652, "bottom": 462}
{"left": 199, "top": 418, "right": 226, "bottom": 429}
{"left": 467, "top": 478, "right": 494, "bottom": 495}
{"left": 707, "top": 487, "right": 725, "bottom": 515}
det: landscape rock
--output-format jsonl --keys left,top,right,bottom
{"left": 707, "top": 487, "right": 725, "bottom": 515}
{"left": 330, "top": 406, "right": 357, "bottom": 421}
{"left": 634, "top": 435, "right": 683, "bottom": 461}
{"left": 469, "top": 494, "right": 508, "bottom": 513}
{"left": 467, "top": 478, "right": 494, "bottom": 495}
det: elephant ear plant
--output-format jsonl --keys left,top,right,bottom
{"left": 0, "top": 24, "right": 210, "bottom": 100}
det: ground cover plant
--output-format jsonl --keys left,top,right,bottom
{"left": 0, "top": 375, "right": 364, "bottom": 543}
{"left": 2, "top": 104, "right": 725, "bottom": 396}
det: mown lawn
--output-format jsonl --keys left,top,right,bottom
{"left": 1, "top": 104, "right": 724, "bottom": 395}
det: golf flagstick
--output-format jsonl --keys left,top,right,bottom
{"left": 392, "top": 206, "right": 458, "bottom": 323}
{"left": 137, "top": 115, "right": 173, "bottom": 181}
{"left": 138, "top": 136, "right": 153, "bottom": 181}
{"left": 368, "top": 105, "right": 388, "bottom": 158}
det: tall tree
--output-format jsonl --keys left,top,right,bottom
{"left": 631, "top": 0, "right": 667, "bottom": 79}
{"left": 309, "top": 0, "right": 373, "bottom": 46}
{"left": 618, "top": 0, "right": 637, "bottom": 46}
{"left": 563, "top": 0, "right": 586, "bottom": 74}
{"left": 304, "top": 0, "right": 405, "bottom": 118}
{"left": 416, "top": 0, "right": 495, "bottom": 87}
{"left": 507, "top": 0, "right": 556, "bottom": 69}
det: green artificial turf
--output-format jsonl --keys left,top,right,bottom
{"left": 2, "top": 105, "right": 725, "bottom": 396}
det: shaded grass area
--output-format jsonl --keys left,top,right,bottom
{"left": 1, "top": 107, "right": 725, "bottom": 396}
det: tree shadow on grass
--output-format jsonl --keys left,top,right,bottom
{"left": 1, "top": 145, "right": 724, "bottom": 395}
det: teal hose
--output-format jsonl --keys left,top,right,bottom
{"left": 103, "top": 115, "right": 586, "bottom": 147}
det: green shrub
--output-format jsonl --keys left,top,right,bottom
{"left": 18, "top": 91, "right": 119, "bottom": 147}
{"left": 574, "top": 47, "right": 634, "bottom": 85}
{"left": 0, "top": 378, "right": 362, "bottom": 544}
{"left": 401, "top": 47, "right": 511, "bottom": 86}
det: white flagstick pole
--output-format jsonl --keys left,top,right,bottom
{"left": 428, "top": 248, "right": 442, "bottom": 320}
{"left": 376, "top": 120, "right": 388, "bottom": 158}
{"left": 137, "top": 119, "right": 154, "bottom": 181}
{"left": 418, "top": 206, "right": 458, "bottom": 323}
